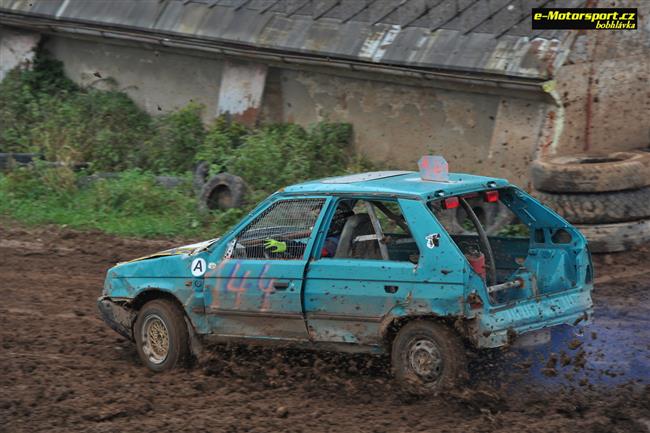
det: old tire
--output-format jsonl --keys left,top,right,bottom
{"left": 134, "top": 300, "right": 189, "bottom": 372}
{"left": 0, "top": 152, "right": 42, "bottom": 170}
{"left": 392, "top": 320, "right": 467, "bottom": 396}
{"left": 577, "top": 219, "right": 650, "bottom": 253}
{"left": 199, "top": 173, "right": 247, "bottom": 211}
{"left": 531, "top": 151, "right": 650, "bottom": 193}
{"left": 534, "top": 187, "right": 650, "bottom": 224}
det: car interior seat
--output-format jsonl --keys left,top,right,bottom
{"left": 335, "top": 213, "right": 382, "bottom": 259}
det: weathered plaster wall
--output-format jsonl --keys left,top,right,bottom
{"left": 555, "top": 0, "right": 650, "bottom": 154}
{"left": 0, "top": 26, "right": 40, "bottom": 81}
{"left": 269, "top": 69, "right": 545, "bottom": 186}
{"left": 44, "top": 36, "right": 224, "bottom": 122}
{"left": 35, "top": 34, "right": 546, "bottom": 186}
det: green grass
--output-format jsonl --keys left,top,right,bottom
{"left": 0, "top": 48, "right": 378, "bottom": 239}
{"left": 0, "top": 168, "right": 244, "bottom": 239}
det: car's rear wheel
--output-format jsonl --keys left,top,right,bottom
{"left": 391, "top": 320, "right": 467, "bottom": 395}
{"left": 134, "top": 299, "right": 189, "bottom": 372}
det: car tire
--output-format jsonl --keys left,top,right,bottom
{"left": 534, "top": 187, "right": 650, "bottom": 224}
{"left": 134, "top": 299, "right": 190, "bottom": 372}
{"left": 391, "top": 320, "right": 467, "bottom": 396}
{"left": 531, "top": 151, "right": 650, "bottom": 193}
{"left": 577, "top": 218, "right": 650, "bottom": 253}
{"left": 0, "top": 152, "right": 41, "bottom": 170}
{"left": 199, "top": 173, "right": 247, "bottom": 211}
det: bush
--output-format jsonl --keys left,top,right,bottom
{"left": 0, "top": 49, "right": 379, "bottom": 238}
{"left": 0, "top": 168, "right": 221, "bottom": 238}
{"left": 0, "top": 54, "right": 152, "bottom": 169}
{"left": 144, "top": 103, "right": 206, "bottom": 174}
{"left": 197, "top": 121, "right": 355, "bottom": 200}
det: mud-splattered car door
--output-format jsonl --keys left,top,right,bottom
{"left": 202, "top": 197, "right": 329, "bottom": 341}
{"left": 302, "top": 197, "right": 464, "bottom": 348}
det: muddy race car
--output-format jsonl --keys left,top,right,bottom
{"left": 98, "top": 156, "right": 593, "bottom": 394}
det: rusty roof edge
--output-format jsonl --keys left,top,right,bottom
{"left": 0, "top": 9, "right": 555, "bottom": 89}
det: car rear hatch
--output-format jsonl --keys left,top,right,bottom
{"left": 430, "top": 186, "right": 593, "bottom": 307}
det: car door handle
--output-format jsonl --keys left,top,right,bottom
{"left": 273, "top": 282, "right": 289, "bottom": 291}
{"left": 384, "top": 285, "right": 399, "bottom": 294}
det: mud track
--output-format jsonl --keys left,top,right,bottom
{"left": 1, "top": 222, "right": 648, "bottom": 433}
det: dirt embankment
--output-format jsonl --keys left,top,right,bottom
{"left": 1, "top": 222, "right": 648, "bottom": 433}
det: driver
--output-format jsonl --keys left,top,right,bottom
{"left": 263, "top": 202, "right": 324, "bottom": 258}
{"left": 321, "top": 201, "right": 355, "bottom": 258}
{"left": 263, "top": 201, "right": 355, "bottom": 258}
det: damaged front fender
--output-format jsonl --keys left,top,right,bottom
{"left": 97, "top": 296, "right": 136, "bottom": 341}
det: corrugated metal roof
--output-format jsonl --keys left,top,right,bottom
{"left": 0, "top": 0, "right": 582, "bottom": 80}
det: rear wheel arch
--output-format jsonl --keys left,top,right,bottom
{"left": 382, "top": 314, "right": 465, "bottom": 350}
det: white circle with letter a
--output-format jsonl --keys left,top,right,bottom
{"left": 191, "top": 258, "right": 207, "bottom": 277}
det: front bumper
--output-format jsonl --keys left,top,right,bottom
{"left": 97, "top": 296, "right": 136, "bottom": 341}
{"left": 472, "top": 288, "right": 593, "bottom": 348}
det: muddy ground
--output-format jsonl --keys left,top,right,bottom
{"left": 1, "top": 221, "right": 648, "bottom": 433}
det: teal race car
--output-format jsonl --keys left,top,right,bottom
{"left": 98, "top": 156, "right": 593, "bottom": 394}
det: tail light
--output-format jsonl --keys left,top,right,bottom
{"left": 484, "top": 190, "right": 499, "bottom": 203}
{"left": 442, "top": 196, "right": 459, "bottom": 209}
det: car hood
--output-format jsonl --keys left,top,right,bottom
{"left": 118, "top": 238, "right": 220, "bottom": 265}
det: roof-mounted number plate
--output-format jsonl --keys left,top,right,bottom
{"left": 418, "top": 155, "right": 449, "bottom": 181}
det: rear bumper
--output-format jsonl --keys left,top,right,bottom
{"left": 472, "top": 288, "right": 593, "bottom": 348}
{"left": 97, "top": 296, "right": 135, "bottom": 341}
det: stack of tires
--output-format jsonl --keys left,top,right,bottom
{"left": 531, "top": 151, "right": 650, "bottom": 253}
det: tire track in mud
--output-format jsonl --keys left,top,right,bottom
{"left": 1, "top": 222, "right": 648, "bottom": 433}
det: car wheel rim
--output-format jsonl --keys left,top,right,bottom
{"left": 142, "top": 314, "right": 169, "bottom": 365}
{"left": 407, "top": 338, "right": 443, "bottom": 382}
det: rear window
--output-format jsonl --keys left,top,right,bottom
{"left": 429, "top": 189, "right": 529, "bottom": 238}
{"left": 428, "top": 188, "right": 531, "bottom": 284}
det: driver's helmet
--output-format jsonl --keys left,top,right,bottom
{"left": 329, "top": 201, "right": 355, "bottom": 235}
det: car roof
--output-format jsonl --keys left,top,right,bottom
{"left": 282, "top": 171, "right": 511, "bottom": 200}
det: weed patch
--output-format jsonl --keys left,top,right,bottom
{"left": 0, "top": 50, "right": 377, "bottom": 238}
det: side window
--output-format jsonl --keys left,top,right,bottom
{"left": 321, "top": 199, "right": 420, "bottom": 263}
{"left": 231, "top": 199, "right": 325, "bottom": 260}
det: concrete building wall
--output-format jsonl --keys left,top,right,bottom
{"left": 0, "top": 27, "right": 40, "bottom": 81}
{"left": 44, "top": 36, "right": 224, "bottom": 123}
{"left": 555, "top": 1, "right": 650, "bottom": 155}
{"left": 37, "top": 34, "right": 547, "bottom": 186}
{"left": 268, "top": 68, "right": 545, "bottom": 185}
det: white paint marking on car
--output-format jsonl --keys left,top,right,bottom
{"left": 191, "top": 258, "right": 207, "bottom": 277}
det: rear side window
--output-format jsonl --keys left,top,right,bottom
{"left": 231, "top": 199, "right": 325, "bottom": 260}
{"left": 320, "top": 198, "right": 420, "bottom": 263}
{"left": 431, "top": 191, "right": 529, "bottom": 238}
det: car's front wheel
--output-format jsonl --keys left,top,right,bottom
{"left": 134, "top": 299, "right": 189, "bottom": 372}
{"left": 391, "top": 320, "right": 467, "bottom": 395}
